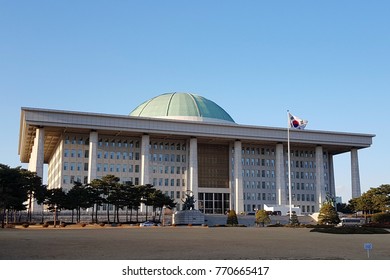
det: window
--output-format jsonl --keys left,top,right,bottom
{"left": 64, "top": 149, "right": 69, "bottom": 157}
{"left": 78, "top": 150, "right": 82, "bottom": 158}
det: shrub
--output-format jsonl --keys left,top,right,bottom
{"left": 80, "top": 223, "right": 87, "bottom": 227}
{"left": 42, "top": 223, "right": 49, "bottom": 228}
{"left": 318, "top": 204, "right": 340, "bottom": 225}
{"left": 289, "top": 213, "right": 300, "bottom": 226}
{"left": 22, "top": 223, "right": 29, "bottom": 228}
{"left": 60, "top": 223, "right": 66, "bottom": 228}
{"left": 99, "top": 223, "right": 105, "bottom": 227}
{"left": 226, "top": 210, "right": 239, "bottom": 226}
{"left": 371, "top": 213, "right": 390, "bottom": 224}
{"left": 255, "top": 210, "right": 271, "bottom": 227}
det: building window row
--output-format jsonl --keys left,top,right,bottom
{"left": 244, "top": 181, "right": 276, "bottom": 190}
{"left": 151, "top": 166, "right": 186, "bottom": 175}
{"left": 64, "top": 149, "right": 89, "bottom": 158}
{"left": 97, "top": 151, "right": 140, "bottom": 161}
{"left": 287, "top": 183, "right": 316, "bottom": 191}
{"left": 238, "top": 147, "right": 275, "bottom": 156}
{"left": 151, "top": 154, "right": 186, "bottom": 163}
{"left": 244, "top": 192, "right": 276, "bottom": 201}
{"left": 151, "top": 142, "right": 186, "bottom": 151}
{"left": 96, "top": 163, "right": 140, "bottom": 173}
{"left": 64, "top": 136, "right": 89, "bottom": 146}
{"left": 152, "top": 178, "right": 186, "bottom": 187}
{"left": 63, "top": 162, "right": 89, "bottom": 172}
{"left": 98, "top": 139, "right": 140, "bottom": 149}
{"left": 242, "top": 169, "right": 275, "bottom": 178}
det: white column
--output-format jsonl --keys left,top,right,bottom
{"left": 28, "top": 127, "right": 45, "bottom": 212}
{"left": 141, "top": 134, "right": 150, "bottom": 185}
{"left": 275, "top": 143, "right": 286, "bottom": 206}
{"left": 189, "top": 138, "right": 198, "bottom": 208}
{"left": 316, "top": 146, "right": 326, "bottom": 211}
{"left": 351, "top": 148, "right": 361, "bottom": 198}
{"left": 88, "top": 131, "right": 98, "bottom": 183}
{"left": 28, "top": 127, "right": 45, "bottom": 179}
{"left": 329, "top": 155, "right": 336, "bottom": 198}
{"left": 234, "top": 140, "right": 244, "bottom": 214}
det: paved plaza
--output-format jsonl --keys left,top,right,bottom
{"left": 1, "top": 226, "right": 389, "bottom": 260}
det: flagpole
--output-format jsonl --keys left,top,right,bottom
{"left": 287, "top": 110, "right": 292, "bottom": 221}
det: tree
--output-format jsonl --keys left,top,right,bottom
{"left": 226, "top": 210, "right": 238, "bottom": 226}
{"left": 19, "top": 169, "right": 45, "bottom": 222}
{"left": 139, "top": 184, "right": 155, "bottom": 222}
{"left": 318, "top": 203, "right": 340, "bottom": 225}
{"left": 289, "top": 212, "right": 300, "bottom": 226}
{"left": 0, "top": 165, "right": 25, "bottom": 226}
{"left": 349, "top": 185, "right": 390, "bottom": 216}
{"left": 43, "top": 188, "right": 67, "bottom": 225}
{"left": 90, "top": 175, "right": 120, "bottom": 223}
{"left": 149, "top": 189, "right": 176, "bottom": 222}
{"left": 255, "top": 210, "right": 271, "bottom": 227}
{"left": 65, "top": 182, "right": 95, "bottom": 223}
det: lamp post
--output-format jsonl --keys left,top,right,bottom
{"left": 162, "top": 205, "right": 166, "bottom": 227}
{"left": 53, "top": 205, "right": 57, "bottom": 228}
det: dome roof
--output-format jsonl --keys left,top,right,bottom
{"left": 130, "top": 92, "right": 235, "bottom": 123}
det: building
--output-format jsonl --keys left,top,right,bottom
{"left": 19, "top": 92, "right": 374, "bottom": 215}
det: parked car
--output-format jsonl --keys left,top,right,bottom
{"left": 140, "top": 221, "right": 160, "bottom": 227}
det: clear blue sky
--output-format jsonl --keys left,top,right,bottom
{"left": 1, "top": 1, "right": 389, "bottom": 202}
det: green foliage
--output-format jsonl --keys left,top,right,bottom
{"left": 226, "top": 210, "right": 238, "bottom": 226}
{"left": 318, "top": 203, "right": 340, "bottom": 225}
{"left": 255, "top": 210, "right": 271, "bottom": 227}
{"left": 289, "top": 212, "right": 300, "bottom": 226}
{"left": 0, "top": 164, "right": 45, "bottom": 227}
{"left": 371, "top": 213, "right": 390, "bottom": 223}
{"left": 349, "top": 184, "right": 390, "bottom": 214}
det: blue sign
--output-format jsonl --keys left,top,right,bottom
{"left": 364, "top": 243, "right": 373, "bottom": 250}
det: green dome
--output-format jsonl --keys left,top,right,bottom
{"left": 130, "top": 92, "right": 235, "bottom": 123}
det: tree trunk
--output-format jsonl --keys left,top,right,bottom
{"left": 1, "top": 208, "right": 5, "bottom": 228}
{"left": 95, "top": 204, "right": 98, "bottom": 224}
{"left": 27, "top": 194, "right": 32, "bottom": 222}
{"left": 107, "top": 204, "right": 110, "bottom": 223}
